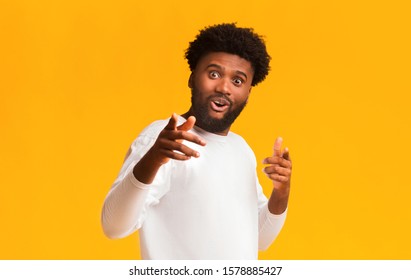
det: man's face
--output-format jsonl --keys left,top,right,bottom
{"left": 189, "top": 52, "right": 254, "bottom": 135}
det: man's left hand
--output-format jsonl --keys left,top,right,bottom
{"left": 263, "top": 137, "right": 292, "bottom": 214}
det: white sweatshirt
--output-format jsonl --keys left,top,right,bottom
{"left": 102, "top": 115, "right": 287, "bottom": 259}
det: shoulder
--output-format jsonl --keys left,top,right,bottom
{"left": 139, "top": 119, "right": 169, "bottom": 139}
{"left": 228, "top": 131, "right": 256, "bottom": 157}
{"left": 228, "top": 131, "right": 251, "bottom": 147}
{"left": 129, "top": 118, "right": 169, "bottom": 148}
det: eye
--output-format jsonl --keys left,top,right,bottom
{"left": 209, "top": 70, "right": 220, "bottom": 79}
{"left": 232, "top": 77, "right": 244, "bottom": 86}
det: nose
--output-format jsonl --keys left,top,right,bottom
{"left": 215, "top": 78, "right": 230, "bottom": 95}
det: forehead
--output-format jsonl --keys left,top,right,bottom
{"left": 195, "top": 52, "right": 254, "bottom": 76}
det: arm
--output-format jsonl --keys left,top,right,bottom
{"left": 101, "top": 113, "right": 206, "bottom": 239}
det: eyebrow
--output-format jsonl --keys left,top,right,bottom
{"left": 206, "top": 64, "right": 248, "bottom": 80}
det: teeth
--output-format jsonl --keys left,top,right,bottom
{"left": 214, "top": 101, "right": 225, "bottom": 107}
{"left": 212, "top": 97, "right": 230, "bottom": 108}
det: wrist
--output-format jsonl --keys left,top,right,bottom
{"left": 268, "top": 184, "right": 290, "bottom": 215}
{"left": 133, "top": 150, "right": 163, "bottom": 184}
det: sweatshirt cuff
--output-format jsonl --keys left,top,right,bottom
{"left": 126, "top": 170, "right": 151, "bottom": 190}
{"left": 262, "top": 204, "right": 287, "bottom": 223}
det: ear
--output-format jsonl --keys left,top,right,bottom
{"left": 188, "top": 73, "right": 193, "bottom": 88}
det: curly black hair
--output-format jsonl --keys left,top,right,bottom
{"left": 185, "top": 23, "right": 271, "bottom": 86}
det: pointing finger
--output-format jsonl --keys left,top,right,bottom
{"left": 165, "top": 113, "right": 178, "bottom": 130}
{"left": 273, "top": 137, "right": 283, "bottom": 156}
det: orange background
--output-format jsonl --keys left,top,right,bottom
{"left": 1, "top": 0, "right": 410, "bottom": 259}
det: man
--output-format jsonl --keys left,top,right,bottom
{"left": 102, "top": 23, "right": 292, "bottom": 259}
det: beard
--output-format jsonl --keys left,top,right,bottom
{"left": 190, "top": 87, "right": 248, "bottom": 134}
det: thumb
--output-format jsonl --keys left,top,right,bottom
{"left": 273, "top": 137, "right": 283, "bottom": 156}
{"left": 164, "top": 113, "right": 178, "bottom": 130}
{"left": 283, "top": 147, "right": 291, "bottom": 161}
{"left": 177, "top": 116, "right": 196, "bottom": 132}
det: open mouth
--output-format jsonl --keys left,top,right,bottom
{"left": 210, "top": 97, "right": 231, "bottom": 112}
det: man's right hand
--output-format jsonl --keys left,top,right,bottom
{"left": 149, "top": 113, "right": 206, "bottom": 165}
{"left": 133, "top": 113, "right": 206, "bottom": 184}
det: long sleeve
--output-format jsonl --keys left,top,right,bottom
{"left": 258, "top": 204, "right": 287, "bottom": 250}
{"left": 102, "top": 171, "right": 151, "bottom": 239}
{"left": 256, "top": 177, "right": 287, "bottom": 250}
{"left": 101, "top": 120, "right": 170, "bottom": 239}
